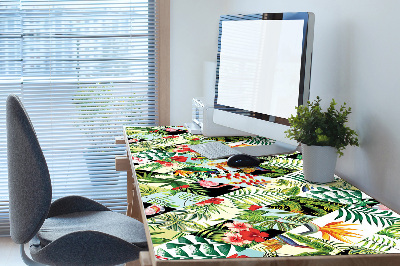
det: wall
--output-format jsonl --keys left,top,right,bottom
{"left": 170, "top": 0, "right": 228, "bottom": 124}
{"left": 170, "top": 0, "right": 400, "bottom": 213}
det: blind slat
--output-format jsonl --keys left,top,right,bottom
{"left": 0, "top": 0, "right": 159, "bottom": 236}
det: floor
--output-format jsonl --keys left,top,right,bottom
{"left": 0, "top": 236, "right": 141, "bottom": 266}
{"left": 0, "top": 237, "right": 26, "bottom": 266}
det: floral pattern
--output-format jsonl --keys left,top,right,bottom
{"left": 125, "top": 126, "right": 400, "bottom": 260}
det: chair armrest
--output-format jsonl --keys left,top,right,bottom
{"left": 47, "top": 195, "right": 110, "bottom": 218}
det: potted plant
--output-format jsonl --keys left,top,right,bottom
{"left": 285, "top": 96, "right": 359, "bottom": 183}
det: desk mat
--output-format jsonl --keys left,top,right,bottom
{"left": 125, "top": 126, "right": 400, "bottom": 260}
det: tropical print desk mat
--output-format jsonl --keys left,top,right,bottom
{"left": 125, "top": 126, "right": 400, "bottom": 260}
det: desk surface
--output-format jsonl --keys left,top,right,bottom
{"left": 124, "top": 126, "right": 400, "bottom": 265}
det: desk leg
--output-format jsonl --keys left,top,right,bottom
{"left": 125, "top": 252, "right": 151, "bottom": 266}
{"left": 127, "top": 169, "right": 144, "bottom": 223}
{"left": 126, "top": 169, "right": 134, "bottom": 218}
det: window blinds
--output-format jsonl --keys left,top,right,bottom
{"left": 0, "top": 0, "right": 159, "bottom": 236}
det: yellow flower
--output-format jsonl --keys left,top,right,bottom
{"left": 262, "top": 239, "right": 283, "bottom": 252}
{"left": 318, "top": 221, "right": 362, "bottom": 244}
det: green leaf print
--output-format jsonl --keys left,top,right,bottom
{"left": 223, "top": 188, "right": 286, "bottom": 208}
{"left": 336, "top": 206, "right": 400, "bottom": 227}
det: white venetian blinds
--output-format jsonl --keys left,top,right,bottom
{"left": 0, "top": 0, "right": 159, "bottom": 236}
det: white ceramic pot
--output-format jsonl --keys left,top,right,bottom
{"left": 301, "top": 144, "right": 338, "bottom": 183}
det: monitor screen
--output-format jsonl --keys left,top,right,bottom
{"left": 217, "top": 19, "right": 304, "bottom": 119}
{"left": 213, "top": 13, "right": 314, "bottom": 156}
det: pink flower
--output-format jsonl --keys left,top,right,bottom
{"left": 165, "top": 128, "right": 178, "bottom": 132}
{"left": 372, "top": 204, "right": 391, "bottom": 210}
{"left": 222, "top": 232, "right": 251, "bottom": 246}
{"left": 224, "top": 221, "right": 252, "bottom": 232}
{"left": 199, "top": 180, "right": 219, "bottom": 188}
{"left": 144, "top": 205, "right": 164, "bottom": 216}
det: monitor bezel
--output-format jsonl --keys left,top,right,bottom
{"left": 213, "top": 12, "right": 314, "bottom": 126}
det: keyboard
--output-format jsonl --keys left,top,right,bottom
{"left": 189, "top": 141, "right": 242, "bottom": 160}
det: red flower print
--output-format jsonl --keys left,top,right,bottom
{"left": 195, "top": 197, "right": 224, "bottom": 206}
{"left": 155, "top": 160, "right": 174, "bottom": 167}
{"left": 173, "top": 145, "right": 193, "bottom": 153}
{"left": 131, "top": 157, "right": 148, "bottom": 164}
{"left": 248, "top": 205, "right": 262, "bottom": 211}
{"left": 165, "top": 128, "right": 178, "bottom": 132}
{"left": 195, "top": 200, "right": 207, "bottom": 206}
{"left": 205, "top": 198, "right": 224, "bottom": 204}
{"left": 163, "top": 135, "right": 179, "bottom": 139}
{"left": 222, "top": 232, "right": 251, "bottom": 246}
{"left": 225, "top": 221, "right": 252, "bottom": 232}
{"left": 171, "top": 155, "right": 187, "bottom": 162}
{"left": 240, "top": 228, "right": 269, "bottom": 242}
{"left": 227, "top": 254, "right": 249, "bottom": 258}
{"left": 155, "top": 255, "right": 168, "bottom": 260}
{"left": 172, "top": 185, "right": 189, "bottom": 190}
{"left": 192, "top": 137, "right": 200, "bottom": 141}
{"left": 128, "top": 138, "right": 138, "bottom": 143}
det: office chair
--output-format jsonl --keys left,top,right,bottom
{"left": 6, "top": 94, "right": 148, "bottom": 265}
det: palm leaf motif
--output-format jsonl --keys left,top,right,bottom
{"left": 185, "top": 202, "right": 228, "bottom": 221}
{"left": 336, "top": 205, "right": 400, "bottom": 227}
{"left": 285, "top": 232, "right": 345, "bottom": 253}
{"left": 294, "top": 251, "right": 330, "bottom": 256}
{"left": 193, "top": 222, "right": 227, "bottom": 242}
{"left": 139, "top": 184, "right": 168, "bottom": 196}
{"left": 155, "top": 235, "right": 239, "bottom": 260}
{"left": 148, "top": 211, "right": 206, "bottom": 232}
{"left": 358, "top": 235, "right": 398, "bottom": 252}
{"left": 268, "top": 196, "right": 345, "bottom": 216}
{"left": 377, "top": 221, "right": 400, "bottom": 239}
{"left": 222, "top": 188, "right": 286, "bottom": 208}
{"left": 284, "top": 214, "right": 315, "bottom": 225}
{"left": 256, "top": 165, "right": 296, "bottom": 178}
{"left": 179, "top": 183, "right": 212, "bottom": 196}
{"left": 136, "top": 161, "right": 165, "bottom": 172}
{"left": 264, "top": 157, "right": 303, "bottom": 170}
{"left": 236, "top": 210, "right": 297, "bottom": 231}
{"left": 244, "top": 136, "right": 274, "bottom": 145}
{"left": 307, "top": 186, "right": 376, "bottom": 206}
{"left": 344, "top": 246, "right": 382, "bottom": 255}
{"left": 135, "top": 149, "right": 176, "bottom": 162}
{"left": 129, "top": 141, "right": 154, "bottom": 152}
{"left": 135, "top": 171, "right": 182, "bottom": 187}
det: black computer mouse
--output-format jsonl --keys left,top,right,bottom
{"left": 227, "top": 154, "right": 260, "bottom": 167}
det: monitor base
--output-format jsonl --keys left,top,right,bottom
{"left": 232, "top": 141, "right": 299, "bottom": 157}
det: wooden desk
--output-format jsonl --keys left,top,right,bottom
{"left": 116, "top": 126, "right": 400, "bottom": 266}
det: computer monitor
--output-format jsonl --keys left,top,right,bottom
{"left": 213, "top": 12, "right": 315, "bottom": 156}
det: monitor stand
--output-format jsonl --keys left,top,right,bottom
{"left": 232, "top": 141, "right": 300, "bottom": 157}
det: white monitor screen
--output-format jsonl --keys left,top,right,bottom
{"left": 217, "top": 19, "right": 304, "bottom": 119}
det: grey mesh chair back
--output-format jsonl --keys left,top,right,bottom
{"left": 7, "top": 94, "right": 52, "bottom": 244}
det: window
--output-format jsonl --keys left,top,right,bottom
{"left": 0, "top": 0, "right": 169, "bottom": 236}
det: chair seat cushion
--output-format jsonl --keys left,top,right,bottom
{"left": 37, "top": 211, "right": 147, "bottom": 248}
